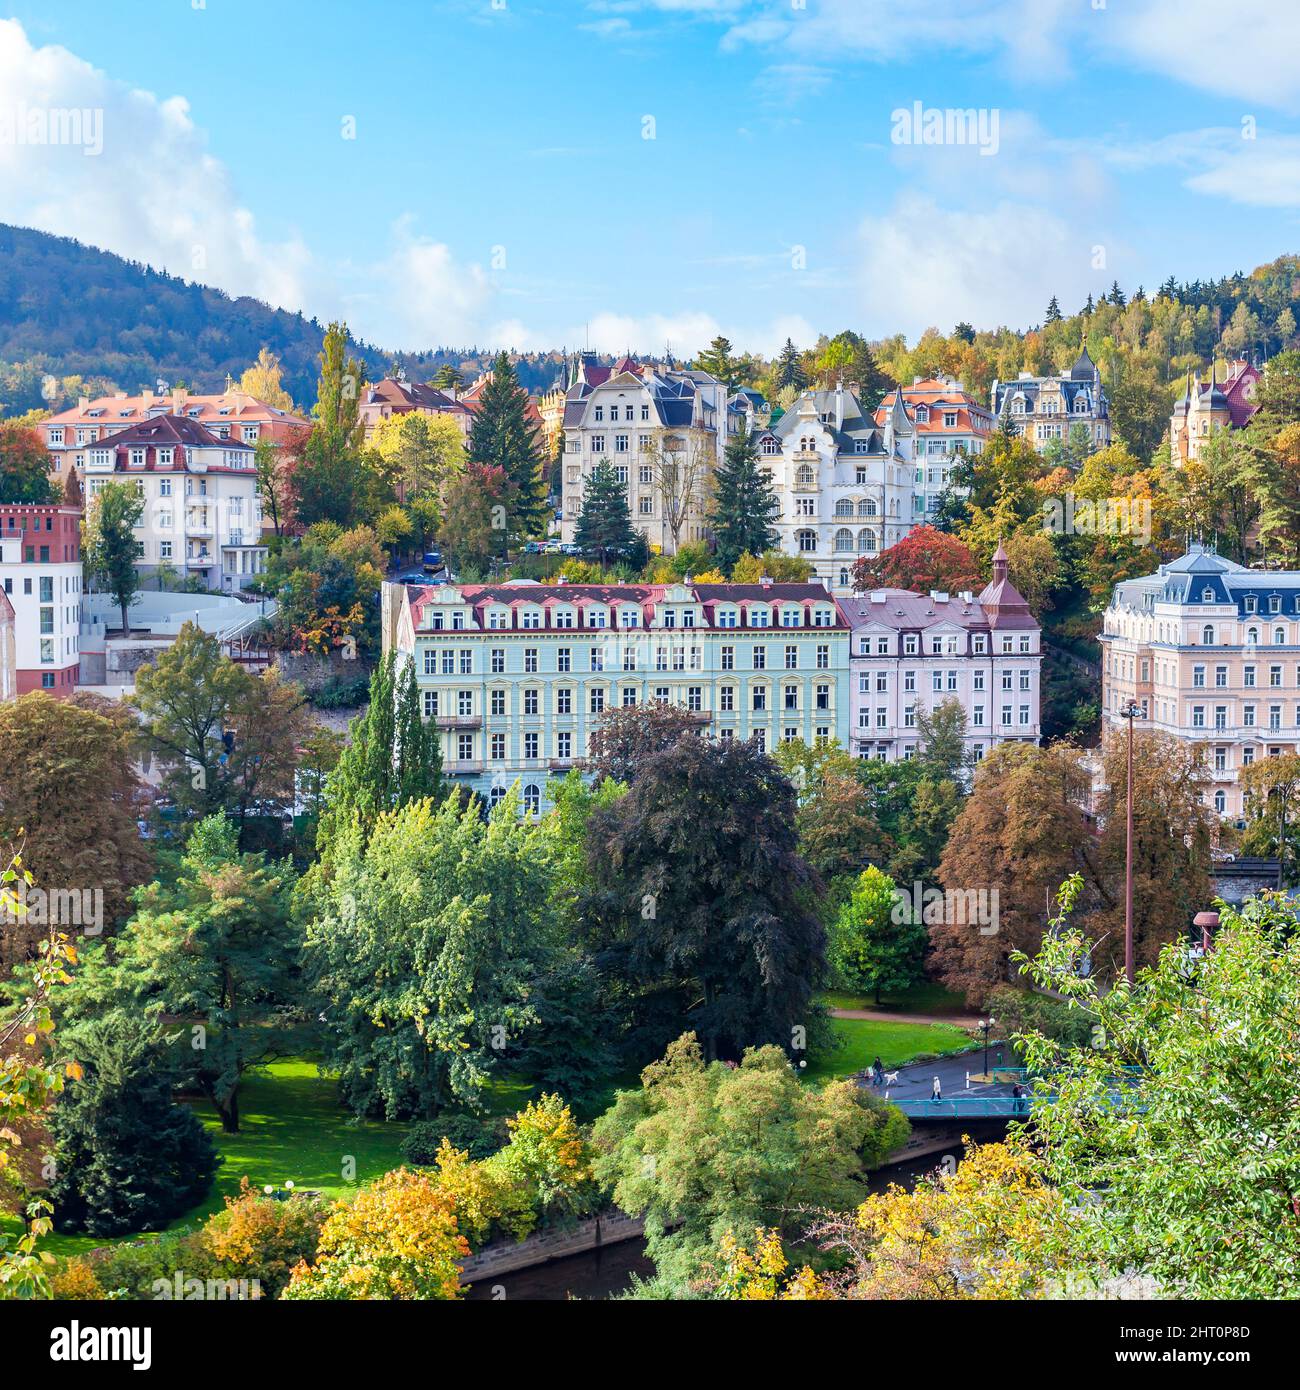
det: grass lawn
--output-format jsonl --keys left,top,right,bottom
{"left": 14, "top": 1060, "right": 412, "bottom": 1258}
{"left": 821, "top": 982, "right": 971, "bottom": 1017}
{"left": 802, "top": 1017, "right": 973, "bottom": 1086}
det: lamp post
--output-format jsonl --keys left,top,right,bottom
{"left": 1119, "top": 700, "right": 1143, "bottom": 986}
{"left": 1193, "top": 909, "right": 1219, "bottom": 959}
{"left": 979, "top": 1016, "right": 995, "bottom": 1078}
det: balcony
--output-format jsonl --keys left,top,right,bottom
{"left": 435, "top": 715, "right": 482, "bottom": 731}
{"left": 442, "top": 759, "right": 484, "bottom": 775}
{"left": 185, "top": 513, "right": 214, "bottom": 537}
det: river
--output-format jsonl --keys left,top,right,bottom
{"left": 464, "top": 1148, "right": 975, "bottom": 1301}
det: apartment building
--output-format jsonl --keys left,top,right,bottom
{"left": 1101, "top": 544, "right": 1300, "bottom": 823}
{"left": 0, "top": 588, "right": 15, "bottom": 703}
{"left": 1169, "top": 359, "right": 1260, "bottom": 466}
{"left": 42, "top": 385, "right": 308, "bottom": 491}
{"left": 358, "top": 370, "right": 474, "bottom": 443}
{"left": 558, "top": 354, "right": 740, "bottom": 555}
{"left": 0, "top": 501, "right": 83, "bottom": 694}
{"left": 388, "top": 577, "right": 850, "bottom": 814}
{"left": 756, "top": 384, "right": 916, "bottom": 594}
{"left": 80, "top": 415, "right": 264, "bottom": 592}
{"left": 842, "top": 544, "right": 1041, "bottom": 763}
{"left": 990, "top": 345, "right": 1110, "bottom": 454}
{"left": 876, "top": 375, "right": 993, "bottom": 514}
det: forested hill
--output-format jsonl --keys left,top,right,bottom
{"left": 0, "top": 224, "right": 566, "bottom": 414}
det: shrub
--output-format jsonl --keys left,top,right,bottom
{"left": 310, "top": 674, "right": 371, "bottom": 709}
{"left": 80, "top": 1230, "right": 216, "bottom": 1300}
{"left": 986, "top": 985, "right": 1095, "bottom": 1049}
{"left": 401, "top": 1113, "right": 503, "bottom": 1166}
{"left": 49, "top": 1258, "right": 105, "bottom": 1300}
{"left": 199, "top": 1178, "right": 329, "bottom": 1298}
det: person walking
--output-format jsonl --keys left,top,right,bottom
{"left": 871, "top": 1056, "right": 884, "bottom": 1088}
{"left": 931, "top": 1076, "right": 942, "bottom": 1104}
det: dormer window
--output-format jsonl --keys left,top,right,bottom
{"left": 1245, "top": 595, "right": 1258, "bottom": 613}
{"left": 855, "top": 439, "right": 869, "bottom": 454}
{"left": 620, "top": 608, "right": 640, "bottom": 628}
{"left": 718, "top": 607, "right": 738, "bottom": 629}
{"left": 157, "top": 448, "right": 173, "bottom": 466}
{"left": 750, "top": 608, "right": 769, "bottom": 628}
{"left": 1269, "top": 595, "right": 1281, "bottom": 613}
{"left": 587, "top": 607, "right": 608, "bottom": 629}
{"left": 521, "top": 608, "right": 541, "bottom": 630}
{"left": 554, "top": 608, "right": 575, "bottom": 629}
{"left": 1202, "top": 588, "right": 1215, "bottom": 603}
{"left": 780, "top": 606, "right": 800, "bottom": 628}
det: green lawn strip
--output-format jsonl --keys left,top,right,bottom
{"left": 802, "top": 1017, "right": 973, "bottom": 1086}
{"left": 19, "top": 1059, "right": 410, "bottom": 1258}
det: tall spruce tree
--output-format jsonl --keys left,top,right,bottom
{"left": 574, "top": 457, "right": 638, "bottom": 567}
{"left": 466, "top": 351, "right": 547, "bottom": 540}
{"left": 708, "top": 423, "right": 780, "bottom": 573}
{"left": 695, "top": 335, "right": 739, "bottom": 391}
{"left": 316, "top": 653, "right": 442, "bottom": 858}
{"left": 1045, "top": 295, "right": 1062, "bottom": 323}
{"left": 774, "top": 337, "right": 807, "bottom": 391}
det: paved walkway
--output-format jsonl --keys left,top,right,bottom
{"left": 856, "top": 1045, "right": 1019, "bottom": 1105}
{"left": 830, "top": 1006, "right": 982, "bottom": 1029}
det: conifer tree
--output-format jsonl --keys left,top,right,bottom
{"left": 317, "top": 653, "right": 441, "bottom": 858}
{"left": 466, "top": 350, "right": 547, "bottom": 539}
{"left": 574, "top": 457, "right": 638, "bottom": 567}
{"left": 1045, "top": 295, "right": 1062, "bottom": 323}
{"left": 708, "top": 424, "right": 780, "bottom": 573}
{"left": 774, "top": 337, "right": 806, "bottom": 391}
{"left": 696, "top": 335, "right": 739, "bottom": 391}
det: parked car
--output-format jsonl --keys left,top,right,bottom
{"left": 422, "top": 550, "right": 445, "bottom": 573}
{"left": 523, "top": 541, "right": 546, "bottom": 554}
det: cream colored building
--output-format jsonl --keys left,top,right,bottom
{"left": 1100, "top": 544, "right": 1300, "bottom": 823}
{"left": 1169, "top": 359, "right": 1260, "bottom": 466}
{"left": 991, "top": 346, "right": 1110, "bottom": 455}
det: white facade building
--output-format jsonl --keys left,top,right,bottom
{"left": 0, "top": 501, "right": 83, "bottom": 694}
{"left": 81, "top": 414, "right": 265, "bottom": 592}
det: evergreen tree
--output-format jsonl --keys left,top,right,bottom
{"left": 708, "top": 424, "right": 780, "bottom": 573}
{"left": 574, "top": 457, "right": 638, "bottom": 567}
{"left": 48, "top": 1011, "right": 220, "bottom": 1236}
{"left": 695, "top": 335, "right": 739, "bottom": 391}
{"left": 1109, "top": 280, "right": 1127, "bottom": 307}
{"left": 431, "top": 362, "right": 464, "bottom": 392}
{"left": 774, "top": 338, "right": 807, "bottom": 391}
{"left": 1045, "top": 295, "right": 1062, "bottom": 323}
{"left": 317, "top": 653, "right": 442, "bottom": 859}
{"left": 466, "top": 351, "right": 547, "bottom": 539}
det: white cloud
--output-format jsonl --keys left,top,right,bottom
{"left": 0, "top": 18, "right": 499, "bottom": 352}
{"left": 856, "top": 194, "right": 1103, "bottom": 337}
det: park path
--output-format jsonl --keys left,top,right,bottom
{"left": 830, "top": 1006, "right": 982, "bottom": 1029}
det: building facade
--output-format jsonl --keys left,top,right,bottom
{"left": 842, "top": 544, "right": 1041, "bottom": 763}
{"left": 1100, "top": 544, "right": 1300, "bottom": 823}
{"left": 388, "top": 578, "right": 850, "bottom": 813}
{"left": 0, "top": 587, "right": 16, "bottom": 703}
{"left": 42, "top": 386, "right": 308, "bottom": 492}
{"left": 756, "top": 384, "right": 917, "bottom": 594}
{"left": 80, "top": 414, "right": 264, "bottom": 592}
{"left": 558, "top": 354, "right": 737, "bottom": 555}
{"left": 358, "top": 371, "right": 474, "bottom": 444}
{"left": 877, "top": 375, "right": 993, "bottom": 515}
{"left": 0, "top": 501, "right": 83, "bottom": 694}
{"left": 991, "top": 345, "right": 1110, "bottom": 455}
{"left": 1169, "top": 359, "right": 1260, "bottom": 466}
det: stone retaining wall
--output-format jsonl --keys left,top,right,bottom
{"left": 458, "top": 1209, "right": 647, "bottom": 1283}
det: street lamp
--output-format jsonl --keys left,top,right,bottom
{"left": 979, "top": 1016, "right": 996, "bottom": 1078}
{"left": 1119, "top": 700, "right": 1144, "bottom": 986}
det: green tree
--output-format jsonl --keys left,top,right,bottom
{"left": 695, "top": 335, "right": 739, "bottom": 391}
{"left": 1018, "top": 886, "right": 1300, "bottom": 1299}
{"left": 291, "top": 322, "right": 369, "bottom": 527}
{"left": 119, "top": 814, "right": 303, "bottom": 1133}
{"left": 829, "top": 866, "right": 925, "bottom": 1003}
{"left": 466, "top": 351, "right": 546, "bottom": 539}
{"left": 305, "top": 790, "right": 555, "bottom": 1118}
{"left": 593, "top": 1033, "right": 907, "bottom": 1290}
{"left": 47, "top": 1010, "right": 220, "bottom": 1234}
{"left": 315, "top": 653, "right": 442, "bottom": 861}
{"left": 83, "top": 480, "right": 144, "bottom": 636}
{"left": 774, "top": 337, "right": 807, "bottom": 391}
{"left": 574, "top": 457, "right": 638, "bottom": 566}
{"left": 708, "top": 423, "right": 780, "bottom": 572}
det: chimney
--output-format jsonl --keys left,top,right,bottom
{"left": 78, "top": 396, "right": 89, "bottom": 411}
{"left": 760, "top": 575, "right": 773, "bottom": 589}
{"left": 834, "top": 382, "right": 845, "bottom": 432}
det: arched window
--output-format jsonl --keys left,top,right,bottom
{"left": 1275, "top": 627, "right": 1287, "bottom": 645}
{"left": 1247, "top": 627, "right": 1259, "bottom": 645}
{"left": 522, "top": 783, "right": 541, "bottom": 816}
{"left": 799, "top": 435, "right": 816, "bottom": 453}
{"left": 796, "top": 529, "right": 817, "bottom": 553}
{"left": 796, "top": 463, "right": 815, "bottom": 487}
{"left": 858, "top": 527, "right": 878, "bottom": 553}
{"left": 1213, "top": 789, "right": 1226, "bottom": 815}
{"left": 859, "top": 498, "right": 877, "bottom": 516}
{"left": 1202, "top": 625, "right": 1214, "bottom": 646}
{"left": 833, "top": 528, "right": 854, "bottom": 553}
{"left": 838, "top": 568, "right": 849, "bottom": 587}
{"left": 834, "top": 499, "right": 853, "bottom": 517}
{"left": 488, "top": 786, "right": 508, "bottom": 810}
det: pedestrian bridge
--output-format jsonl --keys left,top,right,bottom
{"left": 862, "top": 1064, "right": 1145, "bottom": 1120}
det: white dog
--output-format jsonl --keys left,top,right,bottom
{"left": 883, "top": 1070, "right": 901, "bottom": 1086}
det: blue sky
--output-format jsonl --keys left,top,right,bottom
{"left": 3, "top": 1, "right": 1300, "bottom": 356}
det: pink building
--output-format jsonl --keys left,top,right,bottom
{"left": 0, "top": 501, "right": 83, "bottom": 695}
{"left": 842, "top": 544, "right": 1041, "bottom": 763}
